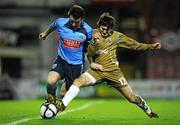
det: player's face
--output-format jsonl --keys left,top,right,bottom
{"left": 99, "top": 25, "right": 109, "bottom": 37}
{"left": 69, "top": 16, "right": 82, "bottom": 30}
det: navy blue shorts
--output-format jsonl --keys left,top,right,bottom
{"left": 50, "top": 56, "right": 83, "bottom": 90}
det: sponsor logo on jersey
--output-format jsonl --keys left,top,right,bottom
{"left": 95, "top": 49, "right": 108, "bottom": 55}
{"left": 62, "top": 38, "right": 81, "bottom": 49}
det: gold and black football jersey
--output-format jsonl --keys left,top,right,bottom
{"left": 87, "top": 29, "right": 154, "bottom": 71}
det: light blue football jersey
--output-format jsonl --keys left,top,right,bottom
{"left": 50, "top": 18, "right": 92, "bottom": 65}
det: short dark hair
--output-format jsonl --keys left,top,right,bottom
{"left": 68, "top": 5, "right": 85, "bottom": 20}
{"left": 97, "top": 12, "right": 115, "bottom": 28}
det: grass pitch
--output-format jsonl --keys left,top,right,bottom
{"left": 0, "top": 99, "right": 180, "bottom": 125}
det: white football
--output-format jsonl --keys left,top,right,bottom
{"left": 40, "top": 102, "right": 57, "bottom": 119}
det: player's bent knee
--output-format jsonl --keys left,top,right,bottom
{"left": 47, "top": 77, "right": 58, "bottom": 85}
{"left": 47, "top": 71, "right": 60, "bottom": 85}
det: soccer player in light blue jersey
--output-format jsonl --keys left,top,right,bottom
{"left": 39, "top": 5, "right": 92, "bottom": 111}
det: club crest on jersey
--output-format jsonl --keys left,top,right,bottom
{"left": 79, "top": 35, "right": 84, "bottom": 39}
{"left": 63, "top": 38, "right": 81, "bottom": 49}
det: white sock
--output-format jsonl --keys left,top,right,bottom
{"left": 62, "top": 85, "right": 80, "bottom": 106}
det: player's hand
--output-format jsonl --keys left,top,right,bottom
{"left": 90, "top": 62, "right": 104, "bottom": 71}
{"left": 39, "top": 32, "right": 47, "bottom": 40}
{"left": 152, "top": 42, "right": 161, "bottom": 49}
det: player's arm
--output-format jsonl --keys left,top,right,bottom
{"left": 39, "top": 26, "right": 55, "bottom": 40}
{"left": 39, "top": 18, "right": 60, "bottom": 40}
{"left": 118, "top": 33, "right": 161, "bottom": 51}
{"left": 87, "top": 56, "right": 104, "bottom": 71}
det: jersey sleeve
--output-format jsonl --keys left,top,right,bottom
{"left": 118, "top": 33, "right": 154, "bottom": 51}
{"left": 83, "top": 22, "right": 92, "bottom": 42}
{"left": 87, "top": 28, "right": 92, "bottom": 42}
{"left": 83, "top": 22, "right": 93, "bottom": 53}
{"left": 49, "top": 18, "right": 61, "bottom": 29}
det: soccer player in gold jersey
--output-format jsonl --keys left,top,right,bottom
{"left": 57, "top": 12, "right": 161, "bottom": 118}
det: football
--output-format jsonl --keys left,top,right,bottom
{"left": 40, "top": 102, "right": 57, "bottom": 119}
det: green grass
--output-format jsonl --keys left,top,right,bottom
{"left": 0, "top": 99, "right": 180, "bottom": 125}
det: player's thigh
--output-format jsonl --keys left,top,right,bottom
{"left": 47, "top": 71, "right": 61, "bottom": 84}
{"left": 104, "top": 71, "right": 136, "bottom": 99}
{"left": 65, "top": 64, "right": 83, "bottom": 90}
{"left": 104, "top": 70, "right": 128, "bottom": 87}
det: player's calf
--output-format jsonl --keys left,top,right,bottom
{"left": 46, "top": 84, "right": 57, "bottom": 104}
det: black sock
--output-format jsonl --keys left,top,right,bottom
{"left": 47, "top": 84, "right": 57, "bottom": 96}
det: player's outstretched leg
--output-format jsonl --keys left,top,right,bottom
{"left": 115, "top": 85, "right": 159, "bottom": 118}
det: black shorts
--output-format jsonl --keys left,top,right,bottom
{"left": 50, "top": 55, "right": 83, "bottom": 90}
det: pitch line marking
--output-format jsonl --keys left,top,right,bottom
{"left": 3, "top": 100, "right": 103, "bottom": 125}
